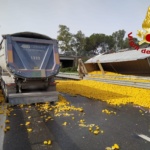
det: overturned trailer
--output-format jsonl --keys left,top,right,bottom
{"left": 85, "top": 49, "right": 150, "bottom": 76}
{"left": 0, "top": 32, "right": 60, "bottom": 104}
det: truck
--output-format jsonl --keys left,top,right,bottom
{"left": 0, "top": 32, "right": 60, "bottom": 105}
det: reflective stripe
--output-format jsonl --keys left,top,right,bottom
{"left": 8, "top": 50, "right": 13, "bottom": 63}
{"left": 55, "top": 52, "right": 60, "bottom": 64}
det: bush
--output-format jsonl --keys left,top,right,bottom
{"left": 60, "top": 67, "right": 77, "bottom": 72}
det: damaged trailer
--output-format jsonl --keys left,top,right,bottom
{"left": 85, "top": 49, "right": 150, "bottom": 76}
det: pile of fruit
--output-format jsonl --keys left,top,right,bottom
{"left": 57, "top": 80, "right": 150, "bottom": 108}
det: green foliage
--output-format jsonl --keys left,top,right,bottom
{"left": 57, "top": 25, "right": 86, "bottom": 57}
{"left": 123, "top": 37, "right": 139, "bottom": 49}
{"left": 105, "top": 35, "right": 115, "bottom": 49}
{"left": 60, "top": 67, "right": 77, "bottom": 72}
{"left": 71, "top": 30, "right": 86, "bottom": 56}
{"left": 85, "top": 37, "right": 93, "bottom": 52}
{"left": 85, "top": 33, "right": 115, "bottom": 54}
{"left": 112, "top": 29, "right": 126, "bottom": 51}
{"left": 85, "top": 34, "right": 103, "bottom": 52}
{"left": 57, "top": 25, "right": 86, "bottom": 67}
{"left": 57, "top": 25, "right": 73, "bottom": 52}
{"left": 57, "top": 25, "right": 141, "bottom": 55}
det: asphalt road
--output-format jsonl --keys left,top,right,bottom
{"left": 3, "top": 94, "right": 150, "bottom": 150}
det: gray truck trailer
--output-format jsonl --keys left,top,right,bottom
{"left": 0, "top": 32, "right": 60, "bottom": 104}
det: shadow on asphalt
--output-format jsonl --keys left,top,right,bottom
{"left": 3, "top": 107, "right": 32, "bottom": 150}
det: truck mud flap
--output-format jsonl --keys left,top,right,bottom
{"left": 8, "top": 91, "right": 59, "bottom": 105}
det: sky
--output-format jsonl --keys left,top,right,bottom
{"left": 0, "top": 0, "right": 150, "bottom": 40}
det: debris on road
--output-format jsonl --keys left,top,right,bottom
{"left": 25, "top": 122, "right": 30, "bottom": 126}
{"left": 27, "top": 128, "right": 32, "bottom": 133}
{"left": 62, "top": 122, "right": 67, "bottom": 126}
{"left": 4, "top": 126, "right": 10, "bottom": 133}
{"left": 106, "top": 143, "right": 120, "bottom": 150}
{"left": 5, "top": 120, "right": 10, "bottom": 124}
{"left": 57, "top": 80, "right": 150, "bottom": 109}
{"left": 89, "top": 71, "right": 150, "bottom": 83}
{"left": 102, "top": 109, "right": 116, "bottom": 115}
{"left": 78, "top": 119, "right": 103, "bottom": 135}
{"left": 43, "top": 140, "right": 52, "bottom": 145}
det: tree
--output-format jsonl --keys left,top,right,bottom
{"left": 112, "top": 30, "right": 126, "bottom": 51}
{"left": 122, "top": 37, "right": 130, "bottom": 49}
{"left": 85, "top": 34, "right": 115, "bottom": 55}
{"left": 105, "top": 35, "right": 115, "bottom": 50}
{"left": 57, "top": 25, "right": 73, "bottom": 52}
{"left": 123, "top": 37, "right": 139, "bottom": 49}
{"left": 70, "top": 30, "right": 86, "bottom": 66}
{"left": 85, "top": 33, "right": 105, "bottom": 54}
{"left": 71, "top": 30, "right": 86, "bottom": 56}
{"left": 85, "top": 37, "right": 93, "bottom": 53}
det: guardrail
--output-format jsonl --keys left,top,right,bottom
{"left": 56, "top": 72, "right": 150, "bottom": 89}
{"left": 85, "top": 77, "right": 150, "bottom": 89}
{"left": 56, "top": 72, "right": 80, "bottom": 80}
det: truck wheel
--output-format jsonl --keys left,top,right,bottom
{"left": 4, "top": 86, "right": 8, "bottom": 103}
{"left": 1, "top": 81, "right": 4, "bottom": 95}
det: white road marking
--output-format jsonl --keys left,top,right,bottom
{"left": 138, "top": 134, "right": 150, "bottom": 142}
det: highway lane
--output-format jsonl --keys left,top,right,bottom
{"left": 3, "top": 94, "right": 150, "bottom": 150}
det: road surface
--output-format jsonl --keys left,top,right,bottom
{"left": 2, "top": 94, "right": 150, "bottom": 150}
